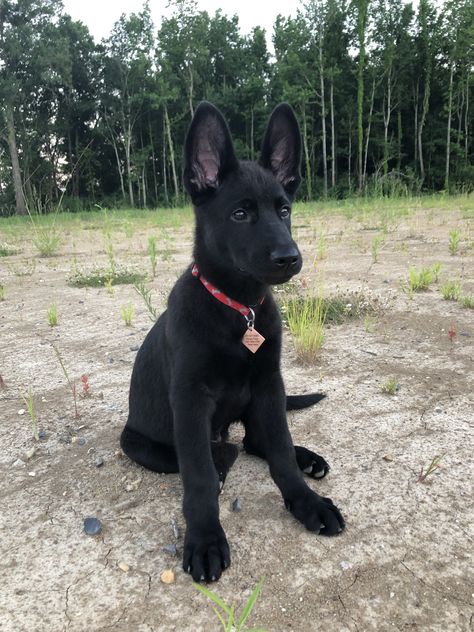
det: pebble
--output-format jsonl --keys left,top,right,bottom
{"left": 340, "top": 560, "right": 352, "bottom": 571}
{"left": 18, "top": 409, "right": 26, "bottom": 416}
{"left": 171, "top": 519, "right": 179, "bottom": 540}
{"left": 435, "top": 407, "right": 443, "bottom": 413}
{"left": 118, "top": 562, "right": 130, "bottom": 572}
{"left": 13, "top": 458, "right": 25, "bottom": 467}
{"left": 160, "top": 569, "right": 175, "bottom": 584}
{"left": 28, "top": 471, "right": 36, "bottom": 477}
{"left": 162, "top": 544, "right": 178, "bottom": 556}
{"left": 77, "top": 437, "right": 86, "bottom": 446}
{"left": 459, "top": 332, "right": 471, "bottom": 337}
{"left": 83, "top": 517, "right": 102, "bottom": 535}
{"left": 130, "top": 346, "right": 140, "bottom": 352}
{"left": 95, "top": 457, "right": 104, "bottom": 468}
{"left": 232, "top": 498, "right": 242, "bottom": 512}
{"left": 382, "top": 454, "right": 394, "bottom": 462}
{"left": 38, "top": 430, "right": 47, "bottom": 439}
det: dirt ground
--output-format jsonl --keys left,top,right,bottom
{"left": 0, "top": 201, "right": 473, "bottom": 632}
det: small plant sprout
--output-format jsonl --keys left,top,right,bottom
{"left": 406, "top": 263, "right": 441, "bottom": 293}
{"left": 148, "top": 236, "right": 158, "bottom": 277}
{"left": 461, "top": 295, "right": 474, "bottom": 309}
{"left": 371, "top": 234, "right": 384, "bottom": 263}
{"left": 0, "top": 284, "right": 5, "bottom": 301}
{"left": 285, "top": 292, "right": 327, "bottom": 363}
{"left": 417, "top": 454, "right": 445, "bottom": 483}
{"left": 22, "top": 387, "right": 39, "bottom": 441}
{"left": 47, "top": 303, "right": 58, "bottom": 326}
{"left": 448, "top": 229, "right": 460, "bottom": 255}
{"left": 440, "top": 280, "right": 461, "bottom": 301}
{"left": 194, "top": 577, "right": 265, "bottom": 632}
{"left": 364, "top": 314, "right": 374, "bottom": 333}
{"left": 121, "top": 303, "right": 133, "bottom": 327}
{"left": 52, "top": 344, "right": 78, "bottom": 418}
{"left": 316, "top": 233, "right": 327, "bottom": 260}
{"left": 134, "top": 282, "right": 158, "bottom": 321}
{"left": 80, "top": 375, "right": 90, "bottom": 397}
{"left": 447, "top": 326, "right": 456, "bottom": 343}
{"left": 32, "top": 225, "right": 61, "bottom": 257}
{"left": 381, "top": 377, "right": 399, "bottom": 395}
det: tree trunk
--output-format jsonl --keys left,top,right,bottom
{"left": 148, "top": 119, "right": 159, "bottom": 204}
{"left": 444, "top": 61, "right": 454, "bottom": 190}
{"left": 397, "top": 107, "right": 402, "bottom": 172}
{"left": 5, "top": 104, "right": 27, "bottom": 215}
{"left": 348, "top": 114, "right": 352, "bottom": 193}
{"left": 356, "top": 0, "right": 368, "bottom": 192}
{"left": 330, "top": 79, "right": 336, "bottom": 190}
{"left": 319, "top": 33, "right": 328, "bottom": 198}
{"left": 164, "top": 104, "right": 179, "bottom": 201}
{"left": 300, "top": 104, "right": 312, "bottom": 200}
{"left": 465, "top": 71, "right": 470, "bottom": 164}
{"left": 162, "top": 115, "right": 169, "bottom": 206}
{"left": 383, "top": 65, "right": 392, "bottom": 177}
{"left": 363, "top": 78, "right": 375, "bottom": 187}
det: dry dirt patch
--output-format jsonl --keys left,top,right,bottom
{"left": 0, "top": 205, "right": 473, "bottom": 631}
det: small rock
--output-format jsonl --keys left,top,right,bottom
{"left": 130, "top": 346, "right": 140, "bottom": 352}
{"left": 28, "top": 471, "right": 36, "bottom": 477}
{"left": 95, "top": 457, "right": 104, "bottom": 468}
{"left": 435, "top": 407, "right": 442, "bottom": 413}
{"left": 24, "top": 447, "right": 36, "bottom": 460}
{"left": 13, "top": 458, "right": 25, "bottom": 467}
{"left": 38, "top": 430, "right": 47, "bottom": 439}
{"left": 171, "top": 519, "right": 179, "bottom": 540}
{"left": 83, "top": 517, "right": 102, "bottom": 535}
{"left": 340, "top": 560, "right": 352, "bottom": 571}
{"left": 162, "top": 544, "right": 178, "bottom": 556}
{"left": 118, "top": 562, "right": 130, "bottom": 572}
{"left": 160, "top": 569, "right": 175, "bottom": 584}
{"left": 232, "top": 498, "right": 242, "bottom": 512}
{"left": 459, "top": 332, "right": 471, "bottom": 337}
{"left": 382, "top": 454, "right": 394, "bottom": 462}
{"left": 18, "top": 409, "right": 26, "bottom": 416}
{"left": 77, "top": 437, "right": 86, "bottom": 446}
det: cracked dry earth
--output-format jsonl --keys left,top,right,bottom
{"left": 0, "top": 203, "right": 473, "bottom": 632}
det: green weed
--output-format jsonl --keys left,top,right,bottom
{"left": 371, "top": 234, "right": 384, "bottom": 263}
{"left": 134, "top": 282, "right": 158, "bottom": 321}
{"left": 381, "top": 377, "right": 399, "bottom": 395}
{"left": 316, "top": 233, "right": 327, "bottom": 260}
{"left": 121, "top": 303, "right": 133, "bottom": 326}
{"left": 440, "top": 280, "right": 461, "bottom": 301}
{"left": 52, "top": 344, "right": 78, "bottom": 419}
{"left": 448, "top": 229, "right": 460, "bottom": 255}
{"left": 68, "top": 267, "right": 145, "bottom": 288}
{"left": 148, "top": 236, "right": 158, "bottom": 277}
{"left": 0, "top": 284, "right": 5, "bottom": 301}
{"left": 284, "top": 293, "right": 327, "bottom": 363}
{"left": 0, "top": 242, "right": 18, "bottom": 256}
{"left": 406, "top": 264, "right": 441, "bottom": 293}
{"left": 194, "top": 577, "right": 265, "bottom": 632}
{"left": 47, "top": 303, "right": 58, "bottom": 326}
{"left": 461, "top": 295, "right": 474, "bottom": 309}
{"left": 417, "top": 454, "right": 445, "bottom": 483}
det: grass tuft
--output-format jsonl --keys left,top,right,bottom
{"left": 121, "top": 303, "right": 133, "bottom": 326}
{"left": 448, "top": 229, "right": 460, "bottom": 256}
{"left": 0, "top": 242, "right": 18, "bottom": 256}
{"left": 381, "top": 377, "right": 399, "bottom": 395}
{"left": 440, "top": 280, "right": 461, "bottom": 301}
{"left": 284, "top": 293, "right": 327, "bottom": 363}
{"left": 22, "top": 387, "right": 39, "bottom": 441}
{"left": 47, "top": 303, "right": 58, "bottom": 326}
{"left": 68, "top": 267, "right": 146, "bottom": 288}
{"left": 405, "top": 263, "right": 441, "bottom": 293}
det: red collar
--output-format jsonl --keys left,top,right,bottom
{"left": 191, "top": 264, "right": 264, "bottom": 323}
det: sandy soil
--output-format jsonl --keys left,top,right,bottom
{"left": 0, "top": 203, "right": 473, "bottom": 631}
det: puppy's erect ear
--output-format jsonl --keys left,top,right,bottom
{"left": 259, "top": 103, "right": 302, "bottom": 196}
{"left": 183, "top": 101, "right": 239, "bottom": 200}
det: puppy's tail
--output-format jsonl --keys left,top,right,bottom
{"left": 286, "top": 393, "right": 326, "bottom": 410}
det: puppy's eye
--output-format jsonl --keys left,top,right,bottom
{"left": 232, "top": 209, "right": 248, "bottom": 222}
{"left": 280, "top": 206, "right": 291, "bottom": 219}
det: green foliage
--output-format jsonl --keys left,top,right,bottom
{"left": 371, "top": 234, "right": 384, "bottom": 263}
{"left": 121, "top": 303, "right": 133, "bottom": 326}
{"left": 68, "top": 268, "right": 145, "bottom": 288}
{"left": 406, "top": 264, "right": 441, "bottom": 293}
{"left": 284, "top": 293, "right": 327, "bottom": 363}
{"left": 194, "top": 577, "right": 265, "bottom": 632}
{"left": 147, "top": 236, "right": 158, "bottom": 277}
{"left": 448, "top": 229, "right": 460, "bottom": 255}
{"left": 0, "top": 242, "right": 18, "bottom": 256}
{"left": 0, "top": 285, "right": 5, "bottom": 301}
{"left": 381, "top": 377, "right": 399, "bottom": 395}
{"left": 461, "top": 295, "right": 474, "bottom": 309}
{"left": 134, "top": 282, "right": 158, "bottom": 321}
{"left": 32, "top": 225, "right": 61, "bottom": 257}
{"left": 440, "top": 280, "right": 461, "bottom": 301}
{"left": 47, "top": 303, "right": 58, "bottom": 326}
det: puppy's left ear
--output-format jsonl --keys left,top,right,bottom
{"left": 259, "top": 103, "right": 301, "bottom": 197}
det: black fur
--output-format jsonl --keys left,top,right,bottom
{"left": 121, "top": 102, "right": 345, "bottom": 583}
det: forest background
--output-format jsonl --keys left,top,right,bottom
{"left": 1, "top": 0, "right": 473, "bottom": 216}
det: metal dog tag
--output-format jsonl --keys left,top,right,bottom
{"left": 242, "top": 327, "right": 265, "bottom": 353}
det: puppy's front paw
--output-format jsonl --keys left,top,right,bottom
{"left": 286, "top": 491, "right": 345, "bottom": 535}
{"left": 183, "top": 524, "right": 230, "bottom": 582}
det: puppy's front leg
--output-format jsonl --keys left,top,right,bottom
{"left": 171, "top": 381, "right": 229, "bottom": 582}
{"left": 244, "top": 372, "right": 345, "bottom": 535}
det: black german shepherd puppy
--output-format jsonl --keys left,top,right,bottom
{"left": 121, "top": 102, "right": 345, "bottom": 582}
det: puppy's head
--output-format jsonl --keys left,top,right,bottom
{"left": 184, "top": 102, "right": 303, "bottom": 285}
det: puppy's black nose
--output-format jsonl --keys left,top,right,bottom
{"left": 270, "top": 246, "right": 300, "bottom": 268}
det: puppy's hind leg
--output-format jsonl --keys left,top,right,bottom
{"left": 211, "top": 442, "right": 239, "bottom": 491}
{"left": 120, "top": 426, "right": 179, "bottom": 473}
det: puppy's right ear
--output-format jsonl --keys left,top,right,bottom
{"left": 183, "top": 102, "right": 238, "bottom": 201}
